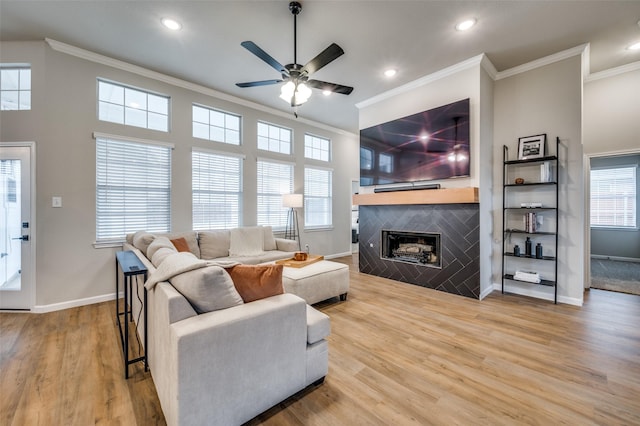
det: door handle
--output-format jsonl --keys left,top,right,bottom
{"left": 12, "top": 235, "right": 29, "bottom": 241}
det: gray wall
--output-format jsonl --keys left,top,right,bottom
{"left": 493, "top": 56, "right": 584, "bottom": 304}
{"left": 589, "top": 154, "right": 640, "bottom": 260}
{"left": 0, "top": 40, "right": 359, "bottom": 309}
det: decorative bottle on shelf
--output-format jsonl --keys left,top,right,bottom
{"left": 525, "top": 237, "right": 532, "bottom": 256}
{"left": 513, "top": 245, "right": 520, "bottom": 257}
{"left": 536, "top": 243, "right": 543, "bottom": 259}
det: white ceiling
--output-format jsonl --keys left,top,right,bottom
{"left": 2, "top": 1, "right": 640, "bottom": 133}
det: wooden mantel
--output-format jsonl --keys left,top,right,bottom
{"left": 352, "top": 187, "right": 478, "bottom": 206}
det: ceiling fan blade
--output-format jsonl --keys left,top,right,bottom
{"left": 301, "top": 43, "right": 344, "bottom": 75}
{"left": 306, "top": 79, "right": 353, "bottom": 95}
{"left": 236, "top": 79, "right": 283, "bottom": 88}
{"left": 240, "top": 41, "right": 287, "bottom": 74}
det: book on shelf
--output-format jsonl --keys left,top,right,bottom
{"left": 540, "top": 161, "right": 551, "bottom": 182}
{"left": 523, "top": 211, "right": 543, "bottom": 233}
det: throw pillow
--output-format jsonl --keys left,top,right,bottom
{"left": 161, "top": 231, "right": 200, "bottom": 258}
{"left": 229, "top": 227, "right": 264, "bottom": 257}
{"left": 170, "top": 266, "right": 244, "bottom": 314}
{"left": 199, "top": 230, "right": 231, "bottom": 259}
{"left": 171, "top": 237, "right": 191, "bottom": 253}
{"left": 262, "top": 226, "right": 277, "bottom": 251}
{"left": 132, "top": 231, "right": 156, "bottom": 257}
{"left": 227, "top": 264, "right": 284, "bottom": 303}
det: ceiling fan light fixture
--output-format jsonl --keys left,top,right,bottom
{"left": 455, "top": 18, "right": 476, "bottom": 31}
{"left": 161, "top": 18, "right": 182, "bottom": 31}
{"left": 280, "top": 81, "right": 312, "bottom": 105}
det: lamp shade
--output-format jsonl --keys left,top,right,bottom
{"left": 282, "top": 193, "right": 303, "bottom": 208}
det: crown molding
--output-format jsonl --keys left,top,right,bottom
{"left": 495, "top": 43, "right": 589, "bottom": 80}
{"left": 585, "top": 60, "right": 640, "bottom": 83}
{"left": 356, "top": 54, "right": 487, "bottom": 110}
{"left": 44, "top": 38, "right": 356, "bottom": 137}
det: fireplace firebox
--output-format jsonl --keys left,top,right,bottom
{"left": 381, "top": 230, "right": 441, "bottom": 268}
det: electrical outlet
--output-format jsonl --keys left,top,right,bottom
{"left": 52, "top": 196, "right": 62, "bottom": 208}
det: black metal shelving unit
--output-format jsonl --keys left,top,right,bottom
{"left": 502, "top": 137, "right": 560, "bottom": 303}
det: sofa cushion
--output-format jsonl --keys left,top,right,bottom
{"left": 306, "top": 305, "right": 331, "bottom": 344}
{"left": 229, "top": 227, "right": 264, "bottom": 257}
{"left": 171, "top": 237, "right": 191, "bottom": 253}
{"left": 133, "top": 231, "right": 156, "bottom": 257}
{"left": 262, "top": 226, "right": 277, "bottom": 251}
{"left": 147, "top": 237, "right": 178, "bottom": 267}
{"left": 162, "top": 231, "right": 200, "bottom": 258}
{"left": 170, "top": 266, "right": 244, "bottom": 314}
{"left": 199, "top": 230, "right": 231, "bottom": 259}
{"left": 227, "top": 264, "right": 284, "bottom": 303}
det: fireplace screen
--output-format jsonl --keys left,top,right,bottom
{"left": 381, "top": 230, "right": 441, "bottom": 268}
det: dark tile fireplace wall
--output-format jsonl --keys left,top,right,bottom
{"left": 359, "top": 203, "right": 480, "bottom": 299}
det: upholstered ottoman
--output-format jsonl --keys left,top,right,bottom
{"left": 282, "top": 260, "right": 349, "bottom": 305}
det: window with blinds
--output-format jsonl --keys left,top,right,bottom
{"left": 257, "top": 160, "right": 293, "bottom": 229}
{"left": 591, "top": 166, "right": 637, "bottom": 228}
{"left": 1, "top": 65, "right": 31, "bottom": 110}
{"left": 305, "top": 167, "right": 332, "bottom": 228}
{"left": 192, "top": 150, "right": 242, "bottom": 230}
{"left": 257, "top": 122, "right": 292, "bottom": 154}
{"left": 304, "top": 134, "right": 330, "bottom": 161}
{"left": 96, "top": 136, "right": 172, "bottom": 243}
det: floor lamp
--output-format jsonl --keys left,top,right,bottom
{"left": 282, "top": 193, "right": 303, "bottom": 251}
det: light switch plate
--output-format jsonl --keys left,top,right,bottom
{"left": 52, "top": 196, "right": 62, "bottom": 208}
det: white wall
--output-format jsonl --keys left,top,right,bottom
{"left": 493, "top": 55, "right": 584, "bottom": 305}
{"left": 0, "top": 40, "right": 359, "bottom": 310}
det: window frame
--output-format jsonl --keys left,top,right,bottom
{"left": 590, "top": 165, "right": 637, "bottom": 230}
{"left": 192, "top": 104, "right": 242, "bottom": 145}
{"left": 0, "top": 64, "right": 31, "bottom": 111}
{"left": 97, "top": 78, "right": 170, "bottom": 132}
{"left": 257, "top": 121, "right": 293, "bottom": 155}
{"left": 304, "top": 166, "right": 333, "bottom": 230}
{"left": 304, "top": 133, "right": 331, "bottom": 162}
{"left": 94, "top": 132, "right": 173, "bottom": 246}
{"left": 192, "top": 148, "right": 244, "bottom": 230}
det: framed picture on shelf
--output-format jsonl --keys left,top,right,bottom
{"left": 518, "top": 134, "right": 546, "bottom": 160}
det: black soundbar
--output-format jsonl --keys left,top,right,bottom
{"left": 374, "top": 183, "right": 441, "bottom": 193}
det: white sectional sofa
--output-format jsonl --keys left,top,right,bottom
{"left": 123, "top": 226, "right": 330, "bottom": 426}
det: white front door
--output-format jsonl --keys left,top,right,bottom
{"left": 0, "top": 145, "right": 33, "bottom": 310}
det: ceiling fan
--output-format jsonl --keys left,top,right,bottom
{"left": 236, "top": 1, "right": 353, "bottom": 112}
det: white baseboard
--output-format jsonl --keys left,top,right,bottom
{"left": 32, "top": 291, "right": 122, "bottom": 314}
{"left": 591, "top": 255, "right": 640, "bottom": 263}
{"left": 479, "top": 285, "right": 495, "bottom": 300}
{"left": 491, "top": 282, "right": 582, "bottom": 306}
{"left": 325, "top": 251, "right": 353, "bottom": 260}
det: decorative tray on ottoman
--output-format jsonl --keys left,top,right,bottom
{"left": 275, "top": 255, "right": 324, "bottom": 268}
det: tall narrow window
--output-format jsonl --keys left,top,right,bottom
{"left": 360, "top": 147, "right": 373, "bottom": 170}
{"left": 305, "top": 167, "right": 332, "bottom": 228}
{"left": 305, "top": 134, "right": 330, "bottom": 161}
{"left": 192, "top": 104, "right": 241, "bottom": 145}
{"left": 95, "top": 135, "right": 172, "bottom": 243}
{"left": 257, "top": 160, "right": 293, "bottom": 229}
{"left": 192, "top": 150, "right": 243, "bottom": 230}
{"left": 591, "top": 166, "right": 637, "bottom": 228}
{"left": 0, "top": 65, "right": 31, "bottom": 110}
{"left": 98, "top": 79, "right": 169, "bottom": 132}
{"left": 257, "top": 122, "right": 292, "bottom": 154}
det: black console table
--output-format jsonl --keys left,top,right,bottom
{"left": 115, "top": 250, "right": 148, "bottom": 378}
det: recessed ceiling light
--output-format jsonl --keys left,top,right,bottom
{"left": 161, "top": 18, "right": 182, "bottom": 31}
{"left": 322, "top": 90, "right": 332, "bottom": 96}
{"left": 384, "top": 69, "right": 397, "bottom": 78}
{"left": 628, "top": 41, "right": 640, "bottom": 51}
{"left": 455, "top": 18, "right": 477, "bottom": 31}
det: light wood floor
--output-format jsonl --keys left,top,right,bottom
{"left": 2, "top": 255, "right": 639, "bottom": 425}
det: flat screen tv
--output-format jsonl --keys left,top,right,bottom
{"left": 359, "top": 98, "right": 470, "bottom": 187}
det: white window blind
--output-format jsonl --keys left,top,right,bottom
{"left": 192, "top": 104, "right": 241, "bottom": 145}
{"left": 192, "top": 150, "right": 242, "bottom": 230}
{"left": 591, "top": 166, "right": 637, "bottom": 228}
{"left": 1, "top": 65, "right": 31, "bottom": 110}
{"left": 304, "top": 134, "right": 330, "bottom": 161}
{"left": 257, "top": 122, "right": 292, "bottom": 154}
{"left": 305, "top": 167, "right": 332, "bottom": 228}
{"left": 96, "top": 136, "right": 171, "bottom": 242}
{"left": 257, "top": 160, "right": 293, "bottom": 228}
